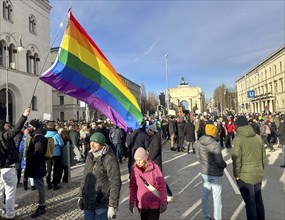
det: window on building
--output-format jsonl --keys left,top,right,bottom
{"left": 0, "top": 41, "right": 3, "bottom": 67}
{"left": 77, "top": 111, "right": 79, "bottom": 121}
{"left": 280, "top": 62, "right": 282, "bottom": 73}
{"left": 274, "top": 81, "right": 278, "bottom": 93}
{"left": 8, "top": 43, "right": 16, "bottom": 69}
{"left": 26, "top": 50, "right": 33, "bottom": 73}
{"left": 280, "top": 79, "right": 283, "bottom": 92}
{"left": 29, "top": 15, "right": 37, "bottom": 34}
{"left": 60, "top": 111, "right": 65, "bottom": 121}
{"left": 3, "top": 0, "right": 13, "bottom": 21}
{"left": 274, "top": 65, "right": 277, "bottom": 75}
{"left": 31, "top": 96, "right": 38, "bottom": 110}
{"left": 33, "top": 53, "right": 40, "bottom": 75}
{"left": 59, "top": 96, "right": 64, "bottom": 105}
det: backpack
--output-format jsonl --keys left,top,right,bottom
{"left": 0, "top": 132, "right": 20, "bottom": 168}
{"left": 45, "top": 137, "right": 54, "bottom": 159}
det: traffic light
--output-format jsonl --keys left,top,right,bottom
{"left": 159, "top": 93, "right": 166, "bottom": 107}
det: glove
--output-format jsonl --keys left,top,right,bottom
{"left": 77, "top": 197, "right": 84, "bottom": 210}
{"left": 129, "top": 203, "right": 135, "bottom": 214}
{"left": 107, "top": 206, "right": 116, "bottom": 219}
{"left": 160, "top": 204, "right": 167, "bottom": 213}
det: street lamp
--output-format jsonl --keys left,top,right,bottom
{"left": 165, "top": 54, "right": 169, "bottom": 111}
{"left": 5, "top": 34, "right": 24, "bottom": 123}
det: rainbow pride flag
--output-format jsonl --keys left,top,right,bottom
{"left": 40, "top": 10, "right": 143, "bottom": 131}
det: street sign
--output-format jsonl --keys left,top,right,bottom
{"left": 247, "top": 90, "right": 255, "bottom": 98}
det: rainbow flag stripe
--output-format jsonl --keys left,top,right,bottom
{"left": 40, "top": 10, "right": 143, "bottom": 131}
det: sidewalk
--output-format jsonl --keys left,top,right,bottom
{"left": 12, "top": 163, "right": 85, "bottom": 220}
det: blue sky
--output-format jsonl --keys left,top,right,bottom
{"left": 49, "top": 0, "right": 285, "bottom": 99}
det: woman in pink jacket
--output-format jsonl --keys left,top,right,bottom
{"left": 129, "top": 147, "right": 167, "bottom": 220}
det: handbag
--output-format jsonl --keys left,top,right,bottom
{"left": 139, "top": 175, "right": 160, "bottom": 198}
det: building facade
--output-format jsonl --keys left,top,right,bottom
{"left": 50, "top": 47, "right": 141, "bottom": 122}
{"left": 0, "top": 0, "right": 52, "bottom": 124}
{"left": 236, "top": 45, "right": 285, "bottom": 114}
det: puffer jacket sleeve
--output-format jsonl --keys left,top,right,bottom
{"left": 129, "top": 169, "right": 137, "bottom": 205}
{"left": 154, "top": 164, "right": 167, "bottom": 205}
{"left": 232, "top": 139, "right": 242, "bottom": 178}
{"left": 213, "top": 142, "right": 227, "bottom": 169}
{"left": 106, "top": 155, "right": 121, "bottom": 208}
{"left": 79, "top": 153, "right": 92, "bottom": 197}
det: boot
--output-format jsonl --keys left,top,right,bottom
{"left": 187, "top": 145, "right": 190, "bottom": 154}
{"left": 23, "top": 178, "right": 28, "bottom": 191}
{"left": 280, "top": 161, "right": 285, "bottom": 168}
{"left": 31, "top": 205, "right": 46, "bottom": 218}
{"left": 192, "top": 147, "right": 196, "bottom": 154}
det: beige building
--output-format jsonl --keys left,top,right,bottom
{"left": 236, "top": 45, "right": 285, "bottom": 113}
{"left": 168, "top": 79, "right": 203, "bottom": 114}
{"left": 50, "top": 48, "right": 141, "bottom": 122}
{"left": 0, "top": 0, "right": 52, "bottom": 124}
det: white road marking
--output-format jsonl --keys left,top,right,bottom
{"left": 181, "top": 199, "right": 201, "bottom": 218}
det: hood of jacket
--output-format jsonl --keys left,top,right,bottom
{"left": 198, "top": 135, "right": 216, "bottom": 146}
{"left": 30, "top": 126, "right": 46, "bottom": 137}
{"left": 236, "top": 125, "right": 256, "bottom": 138}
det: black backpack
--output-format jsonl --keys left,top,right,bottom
{"left": 0, "top": 132, "right": 20, "bottom": 168}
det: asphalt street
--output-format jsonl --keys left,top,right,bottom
{"left": 11, "top": 141, "right": 285, "bottom": 220}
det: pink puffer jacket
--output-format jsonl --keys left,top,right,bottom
{"left": 129, "top": 160, "right": 167, "bottom": 209}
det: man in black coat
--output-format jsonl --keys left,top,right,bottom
{"left": 25, "top": 119, "right": 47, "bottom": 218}
{"left": 147, "top": 124, "right": 174, "bottom": 203}
{"left": 127, "top": 121, "right": 149, "bottom": 175}
{"left": 0, "top": 108, "right": 30, "bottom": 219}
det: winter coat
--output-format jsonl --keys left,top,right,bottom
{"left": 45, "top": 130, "right": 64, "bottom": 156}
{"left": 168, "top": 119, "right": 176, "bottom": 135}
{"left": 69, "top": 130, "right": 80, "bottom": 147}
{"left": 195, "top": 135, "right": 227, "bottom": 176}
{"left": 129, "top": 160, "right": 167, "bottom": 209}
{"left": 177, "top": 120, "right": 185, "bottom": 137}
{"left": 277, "top": 121, "right": 285, "bottom": 144}
{"left": 232, "top": 125, "right": 266, "bottom": 185}
{"left": 109, "top": 126, "right": 125, "bottom": 145}
{"left": 148, "top": 133, "right": 162, "bottom": 170}
{"left": 79, "top": 146, "right": 121, "bottom": 210}
{"left": 25, "top": 127, "right": 47, "bottom": 178}
{"left": 184, "top": 121, "right": 196, "bottom": 142}
{"left": 0, "top": 115, "right": 27, "bottom": 168}
{"left": 129, "top": 128, "right": 149, "bottom": 153}
{"left": 19, "top": 134, "right": 27, "bottom": 169}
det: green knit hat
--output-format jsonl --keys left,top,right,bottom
{"left": 90, "top": 132, "right": 106, "bottom": 145}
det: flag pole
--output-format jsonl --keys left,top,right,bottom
{"left": 28, "top": 10, "right": 70, "bottom": 108}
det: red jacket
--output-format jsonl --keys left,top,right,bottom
{"left": 129, "top": 160, "right": 167, "bottom": 209}
{"left": 226, "top": 123, "right": 236, "bottom": 133}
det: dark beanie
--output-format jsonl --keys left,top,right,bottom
{"left": 235, "top": 116, "right": 248, "bottom": 127}
{"left": 29, "top": 119, "right": 40, "bottom": 129}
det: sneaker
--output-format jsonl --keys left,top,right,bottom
{"left": 170, "top": 147, "right": 176, "bottom": 151}
{"left": 31, "top": 205, "right": 46, "bottom": 218}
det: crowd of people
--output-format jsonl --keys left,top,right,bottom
{"left": 0, "top": 108, "right": 284, "bottom": 220}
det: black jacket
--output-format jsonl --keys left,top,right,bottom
{"left": 79, "top": 146, "right": 121, "bottom": 210}
{"left": 277, "top": 121, "right": 285, "bottom": 144}
{"left": 195, "top": 135, "right": 227, "bottom": 176}
{"left": 0, "top": 115, "right": 27, "bottom": 168}
{"left": 25, "top": 127, "right": 47, "bottom": 178}
{"left": 148, "top": 132, "right": 162, "bottom": 171}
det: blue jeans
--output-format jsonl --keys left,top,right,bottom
{"left": 201, "top": 174, "right": 223, "bottom": 220}
{"left": 84, "top": 208, "right": 108, "bottom": 220}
